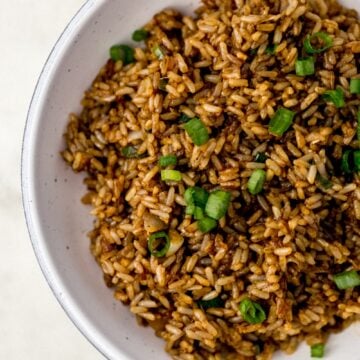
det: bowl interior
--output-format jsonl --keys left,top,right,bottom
{"left": 22, "top": 0, "right": 360, "bottom": 359}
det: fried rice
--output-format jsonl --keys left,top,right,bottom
{"left": 62, "top": 0, "right": 360, "bottom": 358}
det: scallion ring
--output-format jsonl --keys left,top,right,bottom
{"left": 248, "top": 169, "right": 266, "bottom": 195}
{"left": 132, "top": 29, "right": 149, "bottom": 42}
{"left": 322, "top": 87, "right": 345, "bottom": 108}
{"left": 254, "top": 152, "right": 267, "bottom": 163}
{"left": 158, "top": 77, "right": 169, "bottom": 91}
{"left": 159, "top": 154, "right": 177, "bottom": 168}
{"left": 304, "top": 32, "right": 333, "bottom": 54}
{"left": 204, "top": 190, "right": 231, "bottom": 220}
{"left": 354, "top": 150, "right": 360, "bottom": 172}
{"left": 269, "top": 108, "right": 296, "bottom": 136}
{"left": 197, "top": 217, "right": 217, "bottom": 233}
{"left": 194, "top": 206, "right": 205, "bottom": 220}
{"left": 148, "top": 231, "right": 170, "bottom": 257}
{"left": 121, "top": 146, "right": 140, "bottom": 158}
{"left": 295, "top": 57, "right": 315, "bottom": 76}
{"left": 183, "top": 118, "right": 209, "bottom": 146}
{"left": 265, "top": 44, "right": 277, "bottom": 55}
{"left": 333, "top": 270, "right": 360, "bottom": 289}
{"left": 110, "top": 44, "right": 135, "bottom": 64}
{"left": 153, "top": 45, "right": 166, "bottom": 60}
{"left": 161, "top": 169, "right": 182, "bottom": 182}
{"left": 184, "top": 187, "right": 209, "bottom": 209}
{"left": 311, "top": 344, "right": 325, "bottom": 358}
{"left": 197, "top": 296, "right": 224, "bottom": 310}
{"left": 341, "top": 149, "right": 353, "bottom": 174}
{"left": 239, "top": 298, "right": 266, "bottom": 324}
{"left": 350, "top": 78, "right": 360, "bottom": 94}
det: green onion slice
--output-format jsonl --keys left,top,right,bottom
{"left": 148, "top": 231, "right": 170, "bottom": 257}
{"left": 158, "top": 77, "right": 169, "bottom": 91}
{"left": 254, "top": 152, "right": 267, "bottom": 163}
{"left": 197, "top": 217, "right": 217, "bottom": 233}
{"left": 354, "top": 150, "right": 360, "bottom": 172}
{"left": 161, "top": 170, "right": 182, "bottom": 182}
{"left": 239, "top": 298, "right": 267, "bottom": 324}
{"left": 197, "top": 296, "right": 224, "bottom": 310}
{"left": 341, "top": 149, "right": 353, "bottom": 174}
{"left": 311, "top": 344, "right": 325, "bottom": 358}
{"left": 185, "top": 204, "right": 195, "bottom": 215}
{"left": 110, "top": 45, "right": 135, "bottom": 64}
{"left": 184, "top": 187, "right": 209, "bottom": 209}
{"left": 159, "top": 154, "right": 177, "bottom": 168}
{"left": 184, "top": 118, "right": 209, "bottom": 146}
{"left": 269, "top": 108, "right": 296, "bottom": 136}
{"left": 295, "top": 57, "right": 315, "bottom": 76}
{"left": 153, "top": 45, "right": 166, "bottom": 60}
{"left": 132, "top": 29, "right": 149, "bottom": 42}
{"left": 194, "top": 206, "right": 205, "bottom": 220}
{"left": 121, "top": 146, "right": 140, "bottom": 158}
{"left": 265, "top": 44, "right": 277, "bottom": 55}
{"left": 350, "top": 78, "right": 360, "bottom": 94}
{"left": 316, "top": 174, "right": 333, "bottom": 189}
{"left": 323, "top": 87, "right": 345, "bottom": 108}
{"left": 248, "top": 169, "right": 266, "bottom": 195}
{"left": 357, "top": 110, "right": 360, "bottom": 141}
{"left": 333, "top": 270, "right": 360, "bottom": 289}
{"left": 304, "top": 32, "right": 333, "bottom": 54}
{"left": 205, "top": 190, "right": 231, "bottom": 220}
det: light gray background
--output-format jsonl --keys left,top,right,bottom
{"left": 0, "top": 1, "right": 101, "bottom": 359}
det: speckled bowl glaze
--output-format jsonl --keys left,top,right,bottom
{"left": 22, "top": 0, "right": 360, "bottom": 359}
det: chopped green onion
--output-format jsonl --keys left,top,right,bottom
{"left": 357, "top": 111, "right": 360, "bottom": 141}
{"left": 341, "top": 149, "right": 353, "bottom": 174}
{"left": 185, "top": 204, "right": 195, "bottom": 215}
{"left": 178, "top": 113, "right": 192, "bottom": 123}
{"left": 323, "top": 87, "right": 345, "bottom": 108}
{"left": 132, "top": 29, "right": 149, "bottom": 42}
{"left": 121, "top": 146, "right": 140, "bottom": 158}
{"left": 205, "top": 190, "right": 231, "bottom": 220}
{"left": 148, "top": 231, "right": 170, "bottom": 257}
{"left": 333, "top": 270, "right": 360, "bottom": 289}
{"left": 316, "top": 174, "right": 333, "bottom": 189}
{"left": 350, "top": 78, "right": 360, "bottom": 94}
{"left": 197, "top": 296, "right": 224, "bottom": 310}
{"left": 239, "top": 298, "right": 266, "bottom": 324}
{"left": 153, "top": 45, "right": 165, "bottom": 60}
{"left": 265, "top": 44, "right": 277, "bottom": 55}
{"left": 311, "top": 344, "right": 325, "bottom": 358}
{"left": 159, "top": 155, "right": 177, "bottom": 168}
{"left": 248, "top": 169, "right": 266, "bottom": 195}
{"left": 269, "top": 108, "right": 296, "bottom": 136}
{"left": 184, "top": 118, "right": 209, "bottom": 146}
{"left": 254, "top": 152, "right": 267, "bottom": 163}
{"left": 304, "top": 32, "right": 333, "bottom": 54}
{"left": 110, "top": 45, "right": 135, "bottom": 64}
{"left": 194, "top": 206, "right": 205, "bottom": 220}
{"left": 354, "top": 150, "right": 360, "bottom": 172}
{"left": 295, "top": 57, "right": 315, "bottom": 76}
{"left": 158, "top": 77, "right": 169, "bottom": 91}
{"left": 197, "top": 217, "right": 217, "bottom": 233}
{"left": 161, "top": 170, "right": 182, "bottom": 182}
{"left": 184, "top": 187, "right": 209, "bottom": 209}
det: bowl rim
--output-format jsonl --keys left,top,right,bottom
{"left": 21, "top": 1, "right": 127, "bottom": 359}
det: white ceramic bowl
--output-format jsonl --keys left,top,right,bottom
{"left": 22, "top": 0, "right": 360, "bottom": 359}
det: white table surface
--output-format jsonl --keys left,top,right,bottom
{"left": 0, "top": 1, "right": 102, "bottom": 359}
